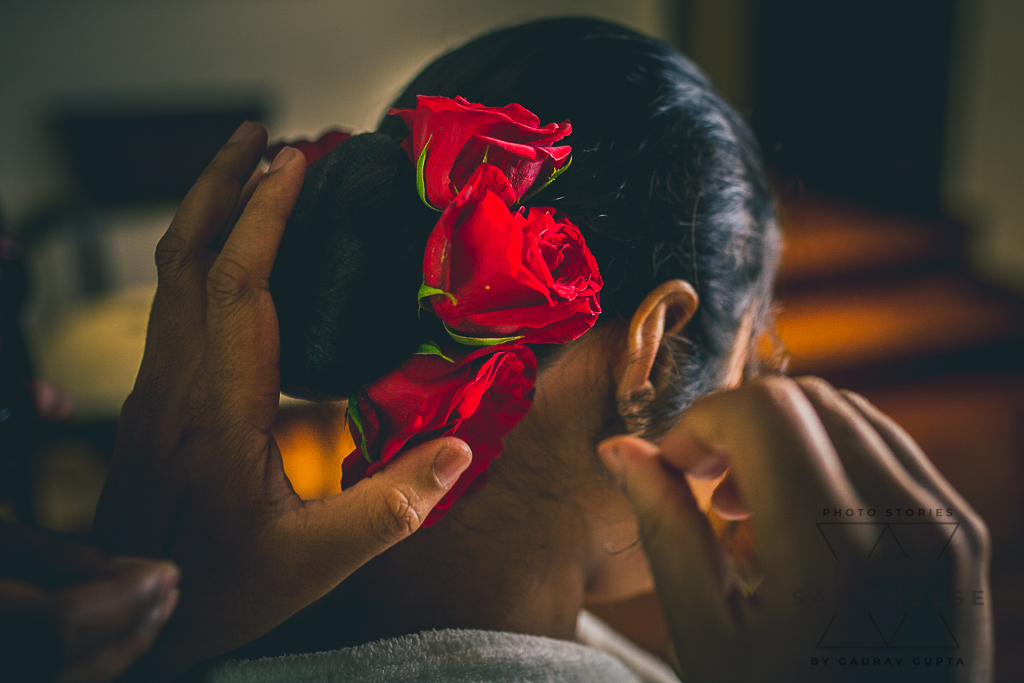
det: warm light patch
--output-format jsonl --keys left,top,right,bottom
{"left": 274, "top": 404, "right": 354, "bottom": 500}
{"left": 688, "top": 472, "right": 764, "bottom": 598}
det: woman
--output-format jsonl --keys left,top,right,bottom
{"left": 198, "top": 16, "right": 991, "bottom": 683}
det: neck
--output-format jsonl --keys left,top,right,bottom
{"left": 338, "top": 492, "right": 591, "bottom": 642}
{"left": 237, "top": 454, "right": 595, "bottom": 660}
{"left": 229, "top": 336, "right": 625, "bottom": 662}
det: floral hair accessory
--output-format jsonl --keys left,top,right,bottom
{"left": 277, "top": 98, "right": 601, "bottom": 525}
{"left": 388, "top": 95, "right": 572, "bottom": 210}
{"left": 420, "top": 166, "right": 602, "bottom": 344}
{"left": 342, "top": 344, "right": 536, "bottom": 527}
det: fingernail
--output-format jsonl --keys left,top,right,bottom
{"left": 269, "top": 146, "right": 299, "bottom": 171}
{"left": 433, "top": 445, "right": 471, "bottom": 489}
{"left": 112, "top": 557, "right": 180, "bottom": 595}
{"left": 148, "top": 587, "right": 180, "bottom": 625}
{"left": 154, "top": 561, "right": 181, "bottom": 595}
{"left": 597, "top": 442, "right": 625, "bottom": 481}
{"left": 228, "top": 120, "right": 259, "bottom": 144}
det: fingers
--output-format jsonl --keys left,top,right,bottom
{"left": 0, "top": 520, "right": 109, "bottom": 584}
{"left": 55, "top": 559, "right": 179, "bottom": 683}
{"left": 212, "top": 146, "right": 305, "bottom": 299}
{"left": 159, "top": 121, "right": 267, "bottom": 258}
{"left": 0, "top": 558, "right": 179, "bottom": 683}
{"left": 598, "top": 435, "right": 736, "bottom": 605}
{"left": 142, "top": 122, "right": 269, "bottom": 386}
{"left": 597, "top": 435, "right": 741, "bottom": 681}
{"left": 794, "top": 378, "right": 935, "bottom": 511}
{"left": 708, "top": 474, "right": 750, "bottom": 521}
{"left": 842, "top": 389, "right": 991, "bottom": 558}
{"left": 219, "top": 166, "right": 266, "bottom": 250}
{"left": 795, "top": 377, "right": 950, "bottom": 560}
{"left": 660, "top": 378, "right": 864, "bottom": 560}
{"left": 198, "top": 147, "right": 305, "bottom": 424}
{"left": 294, "top": 438, "right": 472, "bottom": 581}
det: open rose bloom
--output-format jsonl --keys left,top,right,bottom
{"left": 421, "top": 167, "right": 603, "bottom": 344}
{"left": 343, "top": 345, "right": 536, "bottom": 527}
{"left": 388, "top": 95, "right": 572, "bottom": 209}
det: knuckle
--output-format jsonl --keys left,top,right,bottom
{"left": 154, "top": 232, "right": 193, "bottom": 280}
{"left": 206, "top": 256, "right": 253, "bottom": 308}
{"left": 741, "top": 374, "right": 802, "bottom": 409}
{"left": 960, "top": 511, "right": 991, "bottom": 558}
{"left": 194, "top": 171, "right": 238, "bottom": 215}
{"left": 368, "top": 485, "right": 422, "bottom": 545}
{"left": 944, "top": 525, "right": 973, "bottom": 561}
{"left": 794, "top": 375, "right": 837, "bottom": 397}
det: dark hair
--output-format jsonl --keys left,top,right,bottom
{"left": 270, "top": 17, "right": 780, "bottom": 436}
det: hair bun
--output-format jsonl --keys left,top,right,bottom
{"left": 270, "top": 132, "right": 438, "bottom": 400}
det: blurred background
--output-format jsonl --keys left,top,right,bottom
{"left": 1, "top": 0, "right": 1021, "bottom": 679}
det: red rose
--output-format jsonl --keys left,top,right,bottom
{"left": 265, "top": 129, "right": 350, "bottom": 166}
{"left": 420, "top": 168, "right": 602, "bottom": 344}
{"left": 388, "top": 95, "right": 571, "bottom": 209}
{"left": 342, "top": 344, "right": 536, "bottom": 526}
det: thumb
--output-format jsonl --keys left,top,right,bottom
{"left": 300, "top": 438, "right": 472, "bottom": 577}
{"left": 597, "top": 435, "right": 739, "bottom": 678}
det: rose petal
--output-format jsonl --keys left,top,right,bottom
{"left": 342, "top": 343, "right": 536, "bottom": 526}
{"left": 388, "top": 95, "right": 571, "bottom": 208}
{"left": 423, "top": 183, "right": 602, "bottom": 344}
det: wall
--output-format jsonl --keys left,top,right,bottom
{"left": 0, "top": 0, "right": 671, "bottom": 224}
{"left": 944, "top": 0, "right": 1024, "bottom": 292}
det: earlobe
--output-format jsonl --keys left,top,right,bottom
{"left": 614, "top": 280, "right": 699, "bottom": 432}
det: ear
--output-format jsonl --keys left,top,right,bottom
{"left": 614, "top": 280, "right": 699, "bottom": 432}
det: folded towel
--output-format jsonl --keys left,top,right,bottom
{"left": 206, "top": 614, "right": 681, "bottom": 683}
{"left": 575, "top": 610, "right": 681, "bottom": 683}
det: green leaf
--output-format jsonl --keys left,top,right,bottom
{"left": 444, "top": 323, "right": 523, "bottom": 347}
{"left": 418, "top": 282, "right": 457, "bottom": 306}
{"left": 519, "top": 155, "right": 572, "bottom": 204}
{"left": 347, "top": 395, "right": 373, "bottom": 463}
{"left": 416, "top": 134, "right": 440, "bottom": 211}
{"left": 414, "top": 341, "right": 454, "bottom": 362}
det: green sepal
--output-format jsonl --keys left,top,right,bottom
{"left": 414, "top": 340, "right": 454, "bottom": 363}
{"left": 519, "top": 155, "right": 572, "bottom": 204}
{"left": 418, "top": 282, "right": 457, "bottom": 306}
{"left": 346, "top": 394, "right": 373, "bottom": 463}
{"left": 444, "top": 323, "right": 523, "bottom": 347}
{"left": 415, "top": 135, "right": 441, "bottom": 211}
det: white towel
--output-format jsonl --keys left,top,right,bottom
{"left": 206, "top": 612, "right": 681, "bottom": 683}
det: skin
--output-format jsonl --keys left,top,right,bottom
{"left": 600, "top": 380, "right": 993, "bottom": 682}
{"left": 55, "top": 121, "right": 991, "bottom": 681}
{"left": 0, "top": 521, "right": 179, "bottom": 683}
{"left": 236, "top": 281, "right": 732, "bottom": 651}
{"left": 86, "top": 123, "right": 473, "bottom": 681}
{"left": 241, "top": 276, "right": 992, "bottom": 683}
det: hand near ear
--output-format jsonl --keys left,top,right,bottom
{"left": 89, "top": 123, "right": 472, "bottom": 680}
{"left": 598, "top": 376, "right": 992, "bottom": 683}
